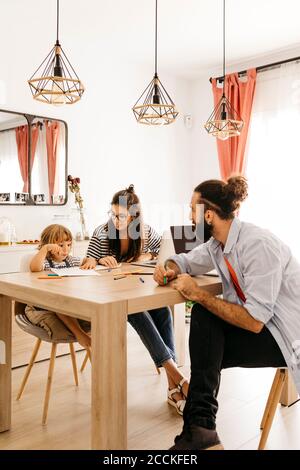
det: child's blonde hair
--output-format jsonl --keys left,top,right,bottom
{"left": 39, "top": 224, "right": 73, "bottom": 251}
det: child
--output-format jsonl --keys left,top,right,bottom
{"left": 26, "top": 224, "right": 91, "bottom": 349}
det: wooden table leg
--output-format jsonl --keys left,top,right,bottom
{"left": 280, "top": 370, "right": 299, "bottom": 406}
{"left": 0, "top": 295, "right": 12, "bottom": 432}
{"left": 171, "top": 303, "right": 186, "bottom": 367}
{"left": 91, "top": 301, "right": 127, "bottom": 450}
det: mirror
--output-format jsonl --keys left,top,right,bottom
{"left": 0, "top": 111, "right": 29, "bottom": 203}
{"left": 0, "top": 109, "right": 67, "bottom": 205}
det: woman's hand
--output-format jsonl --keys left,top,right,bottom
{"left": 99, "top": 256, "right": 118, "bottom": 268}
{"left": 153, "top": 264, "right": 177, "bottom": 286}
{"left": 81, "top": 257, "right": 97, "bottom": 270}
{"left": 173, "top": 274, "right": 200, "bottom": 301}
{"left": 136, "top": 253, "right": 152, "bottom": 262}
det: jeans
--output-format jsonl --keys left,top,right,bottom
{"left": 183, "top": 303, "right": 286, "bottom": 430}
{"left": 128, "top": 307, "right": 176, "bottom": 367}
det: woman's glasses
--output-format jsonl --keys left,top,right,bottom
{"left": 108, "top": 210, "right": 128, "bottom": 222}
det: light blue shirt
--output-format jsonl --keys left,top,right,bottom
{"left": 169, "top": 217, "right": 300, "bottom": 394}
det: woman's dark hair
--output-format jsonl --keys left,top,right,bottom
{"left": 194, "top": 176, "right": 248, "bottom": 220}
{"left": 106, "top": 184, "right": 144, "bottom": 261}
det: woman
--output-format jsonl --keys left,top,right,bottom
{"left": 81, "top": 185, "right": 188, "bottom": 414}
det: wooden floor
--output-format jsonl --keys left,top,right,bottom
{"left": 0, "top": 324, "right": 299, "bottom": 450}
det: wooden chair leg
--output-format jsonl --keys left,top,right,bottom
{"left": 80, "top": 348, "right": 91, "bottom": 372}
{"left": 42, "top": 343, "right": 57, "bottom": 425}
{"left": 80, "top": 350, "right": 89, "bottom": 372}
{"left": 69, "top": 343, "right": 78, "bottom": 386}
{"left": 258, "top": 369, "right": 287, "bottom": 450}
{"left": 87, "top": 347, "right": 92, "bottom": 363}
{"left": 260, "top": 369, "right": 281, "bottom": 430}
{"left": 16, "top": 338, "right": 42, "bottom": 400}
{"left": 279, "top": 371, "right": 298, "bottom": 406}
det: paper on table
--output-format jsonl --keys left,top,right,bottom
{"left": 51, "top": 267, "right": 99, "bottom": 277}
{"left": 50, "top": 263, "right": 122, "bottom": 276}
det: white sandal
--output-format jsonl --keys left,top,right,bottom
{"left": 167, "top": 388, "right": 186, "bottom": 416}
{"left": 177, "top": 378, "right": 189, "bottom": 399}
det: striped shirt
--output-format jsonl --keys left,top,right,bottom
{"left": 43, "top": 255, "right": 81, "bottom": 270}
{"left": 86, "top": 223, "right": 161, "bottom": 261}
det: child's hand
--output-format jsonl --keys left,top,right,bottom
{"left": 45, "top": 244, "right": 62, "bottom": 257}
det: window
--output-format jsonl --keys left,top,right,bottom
{"left": 241, "top": 62, "right": 300, "bottom": 260}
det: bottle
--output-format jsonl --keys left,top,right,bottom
{"left": 0, "top": 217, "right": 15, "bottom": 246}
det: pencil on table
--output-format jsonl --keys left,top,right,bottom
{"left": 38, "top": 276, "right": 63, "bottom": 279}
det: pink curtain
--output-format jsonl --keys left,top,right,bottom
{"left": 31, "top": 125, "right": 39, "bottom": 170}
{"left": 15, "top": 125, "right": 39, "bottom": 192}
{"left": 45, "top": 121, "right": 60, "bottom": 197}
{"left": 211, "top": 68, "right": 257, "bottom": 180}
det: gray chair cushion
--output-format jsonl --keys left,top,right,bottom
{"left": 15, "top": 313, "right": 77, "bottom": 344}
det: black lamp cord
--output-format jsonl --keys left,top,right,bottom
{"left": 222, "top": 0, "right": 225, "bottom": 97}
{"left": 56, "top": 0, "right": 60, "bottom": 45}
{"left": 154, "top": 0, "right": 158, "bottom": 77}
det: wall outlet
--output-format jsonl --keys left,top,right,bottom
{"left": 184, "top": 114, "right": 193, "bottom": 129}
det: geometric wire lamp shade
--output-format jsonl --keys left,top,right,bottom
{"left": 132, "top": 0, "right": 178, "bottom": 126}
{"left": 28, "top": 43, "right": 84, "bottom": 105}
{"left": 204, "top": 0, "right": 243, "bottom": 140}
{"left": 204, "top": 94, "right": 244, "bottom": 140}
{"left": 132, "top": 73, "right": 178, "bottom": 125}
{"left": 28, "top": 0, "right": 84, "bottom": 105}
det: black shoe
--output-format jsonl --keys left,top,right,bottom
{"left": 169, "top": 425, "right": 223, "bottom": 450}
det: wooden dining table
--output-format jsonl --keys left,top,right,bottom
{"left": 0, "top": 264, "right": 222, "bottom": 449}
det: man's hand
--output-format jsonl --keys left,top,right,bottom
{"left": 153, "top": 264, "right": 177, "bottom": 286}
{"left": 173, "top": 274, "right": 202, "bottom": 301}
{"left": 81, "top": 257, "right": 97, "bottom": 270}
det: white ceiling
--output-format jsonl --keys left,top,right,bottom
{"left": 74, "top": 0, "right": 300, "bottom": 78}
{"left": 101, "top": 0, "right": 300, "bottom": 78}
{"left": 3, "top": 0, "right": 300, "bottom": 79}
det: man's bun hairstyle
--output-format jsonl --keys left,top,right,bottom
{"left": 194, "top": 176, "right": 248, "bottom": 219}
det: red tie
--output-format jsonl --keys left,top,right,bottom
{"left": 224, "top": 257, "right": 246, "bottom": 303}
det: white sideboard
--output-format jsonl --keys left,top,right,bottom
{"left": 0, "top": 240, "right": 90, "bottom": 274}
{"left": 0, "top": 240, "right": 90, "bottom": 367}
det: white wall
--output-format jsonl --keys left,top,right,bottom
{"left": 189, "top": 77, "right": 221, "bottom": 187}
{"left": 0, "top": 1, "right": 195, "bottom": 240}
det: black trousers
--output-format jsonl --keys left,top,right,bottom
{"left": 183, "top": 303, "right": 286, "bottom": 430}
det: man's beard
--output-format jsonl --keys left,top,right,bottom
{"left": 193, "top": 219, "right": 213, "bottom": 243}
{"left": 203, "top": 219, "right": 213, "bottom": 242}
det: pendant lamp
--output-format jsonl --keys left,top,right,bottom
{"left": 132, "top": 0, "right": 178, "bottom": 125}
{"left": 204, "top": 0, "right": 243, "bottom": 140}
{"left": 28, "top": 0, "right": 84, "bottom": 105}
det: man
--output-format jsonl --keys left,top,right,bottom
{"left": 154, "top": 176, "right": 300, "bottom": 450}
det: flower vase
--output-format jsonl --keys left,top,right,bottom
{"left": 78, "top": 207, "right": 89, "bottom": 240}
